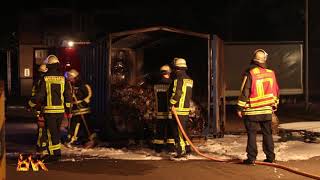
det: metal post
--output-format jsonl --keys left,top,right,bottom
{"left": 6, "top": 50, "right": 11, "bottom": 96}
{"left": 107, "top": 35, "right": 112, "bottom": 117}
{"left": 305, "top": 0, "right": 309, "bottom": 111}
{"left": 206, "top": 36, "right": 211, "bottom": 137}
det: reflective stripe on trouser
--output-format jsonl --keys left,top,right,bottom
{"left": 67, "top": 114, "right": 92, "bottom": 142}
{"left": 72, "top": 108, "right": 90, "bottom": 116}
{"left": 173, "top": 115, "right": 189, "bottom": 154}
{"left": 154, "top": 119, "right": 166, "bottom": 145}
{"left": 44, "top": 113, "right": 63, "bottom": 156}
{"left": 153, "top": 139, "right": 165, "bottom": 144}
{"left": 166, "top": 138, "right": 175, "bottom": 144}
{"left": 67, "top": 122, "right": 80, "bottom": 143}
{"left": 36, "top": 127, "right": 48, "bottom": 154}
{"left": 166, "top": 119, "right": 176, "bottom": 145}
{"left": 154, "top": 119, "right": 175, "bottom": 145}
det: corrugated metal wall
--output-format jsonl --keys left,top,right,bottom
{"left": 79, "top": 38, "right": 108, "bottom": 118}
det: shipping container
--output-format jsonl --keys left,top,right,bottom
{"left": 224, "top": 42, "right": 304, "bottom": 104}
{"left": 79, "top": 26, "right": 225, "bottom": 139}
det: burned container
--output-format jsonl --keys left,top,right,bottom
{"left": 79, "top": 26, "right": 225, "bottom": 140}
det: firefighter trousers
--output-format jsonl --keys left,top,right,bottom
{"left": 244, "top": 119, "right": 275, "bottom": 161}
{"left": 36, "top": 126, "right": 48, "bottom": 154}
{"left": 172, "top": 115, "right": 191, "bottom": 155}
{"left": 67, "top": 114, "right": 92, "bottom": 143}
{"left": 44, "top": 113, "right": 63, "bottom": 157}
{"left": 154, "top": 119, "right": 175, "bottom": 151}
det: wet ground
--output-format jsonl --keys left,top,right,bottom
{"left": 7, "top": 158, "right": 320, "bottom": 180}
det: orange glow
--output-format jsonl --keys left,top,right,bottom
{"left": 16, "top": 154, "right": 48, "bottom": 171}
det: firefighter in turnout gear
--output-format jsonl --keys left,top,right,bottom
{"left": 30, "top": 64, "right": 48, "bottom": 154}
{"left": 153, "top": 65, "right": 175, "bottom": 153}
{"left": 28, "top": 55, "right": 72, "bottom": 162}
{"left": 237, "top": 49, "right": 279, "bottom": 165}
{"left": 169, "top": 58, "right": 193, "bottom": 158}
{"left": 65, "top": 69, "right": 95, "bottom": 146}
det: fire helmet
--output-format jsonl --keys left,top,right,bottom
{"left": 253, "top": 49, "right": 268, "bottom": 63}
{"left": 44, "top": 55, "right": 60, "bottom": 64}
{"left": 173, "top": 58, "right": 187, "bottom": 68}
{"left": 160, "top": 64, "right": 171, "bottom": 74}
{"left": 67, "top": 69, "right": 79, "bottom": 79}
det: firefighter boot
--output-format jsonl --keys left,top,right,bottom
{"left": 185, "top": 145, "right": 191, "bottom": 155}
{"left": 154, "top": 144, "right": 163, "bottom": 153}
{"left": 41, "top": 154, "right": 61, "bottom": 163}
{"left": 174, "top": 145, "right": 186, "bottom": 158}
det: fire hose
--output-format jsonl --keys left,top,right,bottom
{"left": 171, "top": 106, "right": 320, "bottom": 180}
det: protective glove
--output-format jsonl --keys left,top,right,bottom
{"left": 237, "top": 110, "right": 243, "bottom": 118}
{"left": 37, "top": 116, "right": 45, "bottom": 128}
{"left": 64, "top": 113, "right": 72, "bottom": 119}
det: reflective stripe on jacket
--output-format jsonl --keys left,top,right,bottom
{"left": 29, "top": 69, "right": 72, "bottom": 114}
{"left": 169, "top": 71, "right": 193, "bottom": 116}
{"left": 154, "top": 79, "right": 172, "bottom": 119}
{"left": 72, "top": 81, "right": 92, "bottom": 115}
{"left": 237, "top": 64, "right": 279, "bottom": 116}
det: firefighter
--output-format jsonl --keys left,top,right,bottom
{"left": 28, "top": 55, "right": 72, "bottom": 162}
{"left": 237, "top": 49, "right": 279, "bottom": 164}
{"left": 169, "top": 58, "right": 193, "bottom": 158}
{"left": 30, "top": 64, "right": 48, "bottom": 155}
{"left": 65, "top": 69, "right": 95, "bottom": 146}
{"left": 153, "top": 64, "right": 175, "bottom": 153}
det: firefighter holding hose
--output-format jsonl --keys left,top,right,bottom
{"left": 237, "top": 49, "right": 279, "bottom": 165}
{"left": 169, "top": 58, "right": 193, "bottom": 158}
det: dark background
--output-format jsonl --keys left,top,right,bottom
{"left": 0, "top": 0, "right": 319, "bottom": 99}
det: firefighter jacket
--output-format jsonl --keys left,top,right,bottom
{"left": 71, "top": 80, "right": 92, "bottom": 116}
{"left": 31, "top": 73, "right": 45, "bottom": 97}
{"left": 154, "top": 77, "right": 172, "bottom": 119}
{"left": 28, "top": 65, "right": 72, "bottom": 114}
{"left": 237, "top": 62, "right": 279, "bottom": 119}
{"left": 169, "top": 70, "right": 193, "bottom": 116}
{"left": 30, "top": 73, "right": 45, "bottom": 116}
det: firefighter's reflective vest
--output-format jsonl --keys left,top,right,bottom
{"left": 238, "top": 67, "right": 279, "bottom": 116}
{"left": 169, "top": 71, "right": 193, "bottom": 116}
{"left": 71, "top": 81, "right": 92, "bottom": 116}
{"left": 154, "top": 83, "right": 172, "bottom": 119}
{"left": 29, "top": 74, "right": 72, "bottom": 114}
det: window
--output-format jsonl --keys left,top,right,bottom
{"left": 34, "top": 49, "right": 48, "bottom": 65}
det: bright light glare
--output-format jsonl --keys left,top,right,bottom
{"left": 68, "top": 41, "right": 74, "bottom": 47}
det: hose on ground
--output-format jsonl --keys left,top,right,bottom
{"left": 171, "top": 107, "right": 320, "bottom": 180}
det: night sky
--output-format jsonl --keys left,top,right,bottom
{"left": 0, "top": 0, "right": 310, "bottom": 45}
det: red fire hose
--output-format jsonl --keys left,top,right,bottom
{"left": 171, "top": 107, "right": 320, "bottom": 180}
